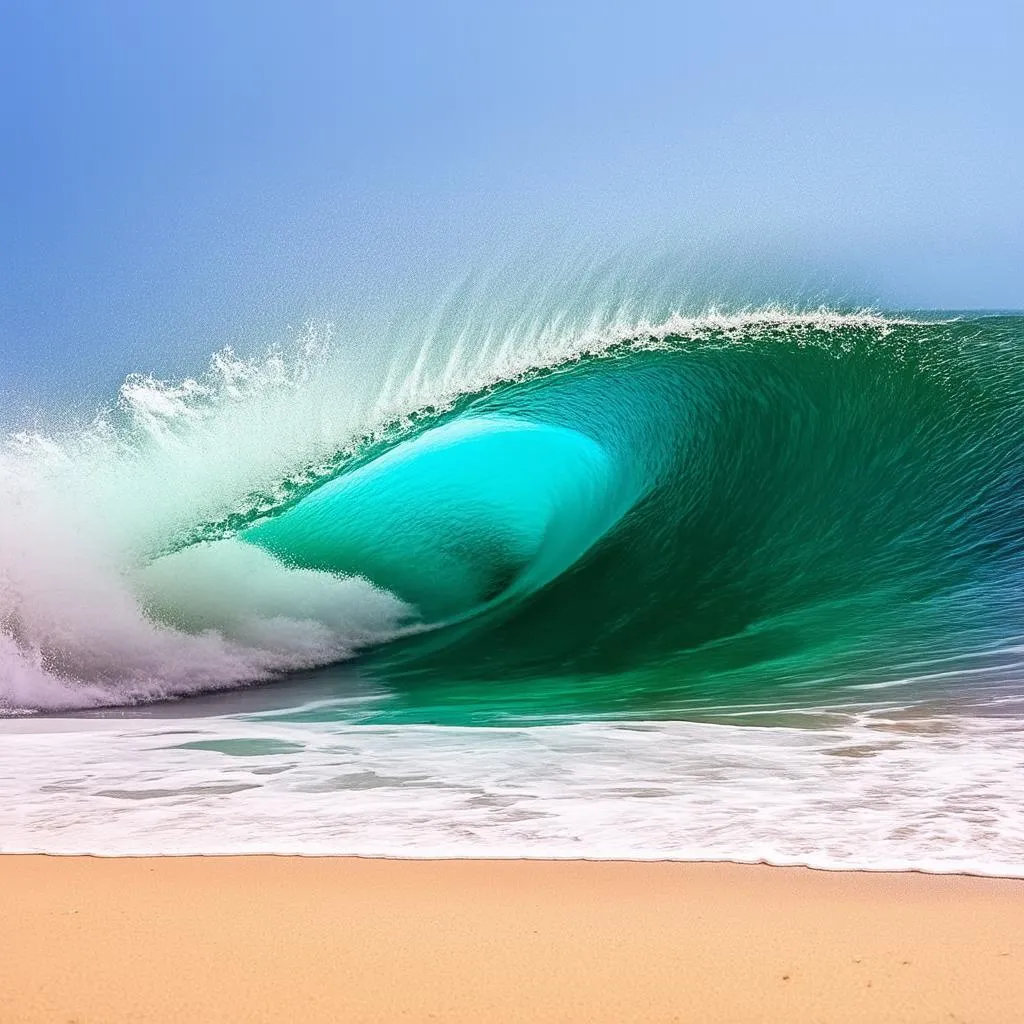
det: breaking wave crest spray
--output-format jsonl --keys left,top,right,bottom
{"left": 2, "top": 293, "right": 1023, "bottom": 723}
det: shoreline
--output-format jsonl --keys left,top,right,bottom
{"left": 7, "top": 849, "right": 1024, "bottom": 878}
{"left": 2, "top": 856, "right": 1022, "bottom": 1023}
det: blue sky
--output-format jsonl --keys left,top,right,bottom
{"left": 1, "top": 1, "right": 1021, "bottom": 414}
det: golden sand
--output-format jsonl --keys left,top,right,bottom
{"left": 1, "top": 856, "right": 1021, "bottom": 1023}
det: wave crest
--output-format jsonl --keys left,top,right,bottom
{"left": 0, "top": 307, "right": 966, "bottom": 712}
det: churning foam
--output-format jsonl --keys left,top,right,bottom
{"left": 2, "top": 706, "right": 1022, "bottom": 873}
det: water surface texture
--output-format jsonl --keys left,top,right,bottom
{"left": 3, "top": 311, "right": 1023, "bottom": 869}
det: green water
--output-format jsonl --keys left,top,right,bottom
{"left": 178, "top": 315, "right": 1024, "bottom": 724}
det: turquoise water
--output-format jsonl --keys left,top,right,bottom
{"left": 5, "top": 311, "right": 1022, "bottom": 721}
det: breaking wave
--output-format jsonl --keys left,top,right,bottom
{"left": 3, "top": 306, "right": 1023, "bottom": 720}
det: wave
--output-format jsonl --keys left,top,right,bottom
{"left": 2, "top": 307, "right": 1023, "bottom": 718}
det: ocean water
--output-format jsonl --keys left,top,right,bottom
{"left": 2, "top": 309, "right": 1023, "bottom": 871}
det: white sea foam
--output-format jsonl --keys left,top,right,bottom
{"left": 1, "top": 709, "right": 1021, "bottom": 873}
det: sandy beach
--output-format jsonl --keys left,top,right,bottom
{"left": 0, "top": 857, "right": 1021, "bottom": 1023}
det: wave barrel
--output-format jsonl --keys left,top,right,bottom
{"left": 242, "top": 415, "right": 634, "bottom": 623}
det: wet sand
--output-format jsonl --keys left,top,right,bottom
{"left": 1, "top": 856, "right": 1021, "bottom": 1023}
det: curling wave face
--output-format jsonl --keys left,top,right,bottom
{"left": 2, "top": 310, "right": 1024, "bottom": 719}
{"left": 242, "top": 415, "right": 643, "bottom": 621}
